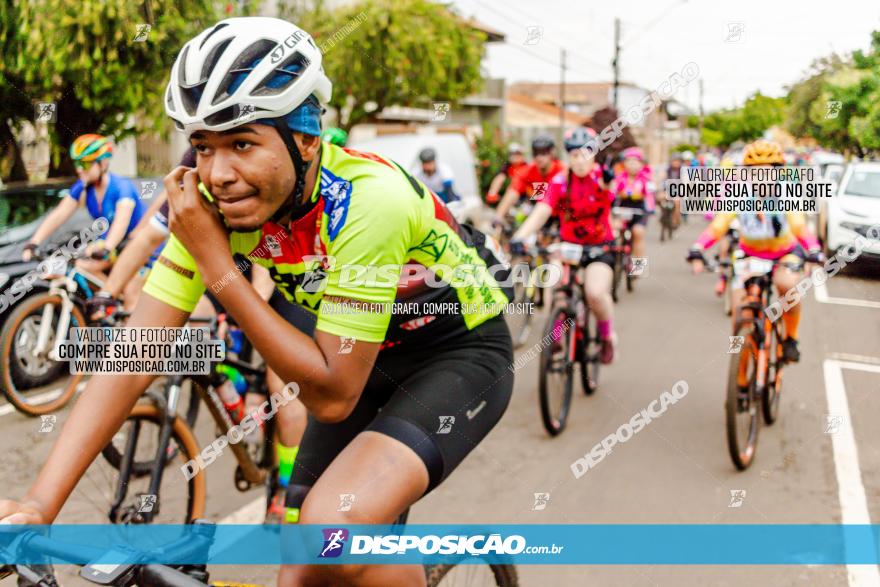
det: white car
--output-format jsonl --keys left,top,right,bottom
{"left": 824, "top": 161, "right": 880, "bottom": 259}
{"left": 349, "top": 133, "right": 485, "bottom": 228}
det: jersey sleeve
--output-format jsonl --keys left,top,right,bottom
{"left": 117, "top": 178, "right": 140, "bottom": 203}
{"left": 541, "top": 173, "right": 566, "bottom": 211}
{"left": 509, "top": 165, "right": 530, "bottom": 194}
{"left": 787, "top": 212, "right": 820, "bottom": 251}
{"left": 316, "top": 185, "right": 415, "bottom": 343}
{"left": 694, "top": 213, "right": 734, "bottom": 250}
{"left": 67, "top": 180, "right": 84, "bottom": 202}
{"left": 141, "top": 233, "right": 206, "bottom": 313}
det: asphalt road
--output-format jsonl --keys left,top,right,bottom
{"left": 2, "top": 217, "right": 879, "bottom": 586}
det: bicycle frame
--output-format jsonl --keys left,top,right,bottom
{"left": 33, "top": 265, "right": 104, "bottom": 360}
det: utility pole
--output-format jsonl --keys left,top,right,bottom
{"left": 559, "top": 48, "right": 566, "bottom": 144}
{"left": 697, "top": 78, "right": 704, "bottom": 148}
{"left": 612, "top": 17, "right": 621, "bottom": 110}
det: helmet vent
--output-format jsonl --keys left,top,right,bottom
{"left": 251, "top": 51, "right": 310, "bottom": 97}
{"left": 199, "top": 22, "right": 229, "bottom": 50}
{"left": 212, "top": 39, "right": 276, "bottom": 106}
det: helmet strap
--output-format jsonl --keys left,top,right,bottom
{"left": 270, "top": 118, "right": 318, "bottom": 224}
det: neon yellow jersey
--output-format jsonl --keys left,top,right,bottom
{"left": 142, "top": 144, "right": 512, "bottom": 348}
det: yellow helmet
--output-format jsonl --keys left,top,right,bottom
{"left": 742, "top": 140, "right": 784, "bottom": 166}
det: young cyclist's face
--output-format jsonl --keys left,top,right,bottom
{"left": 509, "top": 152, "right": 524, "bottom": 165}
{"left": 75, "top": 160, "right": 105, "bottom": 184}
{"left": 624, "top": 157, "right": 643, "bottom": 175}
{"left": 567, "top": 148, "right": 593, "bottom": 176}
{"left": 534, "top": 150, "right": 553, "bottom": 169}
{"left": 189, "top": 124, "right": 316, "bottom": 231}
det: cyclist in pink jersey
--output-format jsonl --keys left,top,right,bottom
{"left": 613, "top": 146, "right": 655, "bottom": 261}
{"left": 510, "top": 127, "right": 618, "bottom": 364}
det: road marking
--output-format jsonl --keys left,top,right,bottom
{"left": 823, "top": 358, "right": 880, "bottom": 587}
{"left": 814, "top": 281, "right": 880, "bottom": 309}
{"left": 219, "top": 496, "right": 264, "bottom": 524}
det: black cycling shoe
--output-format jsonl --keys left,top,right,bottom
{"left": 782, "top": 337, "right": 800, "bottom": 363}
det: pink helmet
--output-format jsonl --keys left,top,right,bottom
{"left": 622, "top": 147, "right": 645, "bottom": 162}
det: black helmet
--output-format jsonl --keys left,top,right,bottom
{"left": 531, "top": 134, "right": 555, "bottom": 154}
{"left": 418, "top": 148, "right": 436, "bottom": 163}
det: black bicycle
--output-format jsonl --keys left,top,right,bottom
{"left": 530, "top": 242, "right": 606, "bottom": 436}
{"left": 610, "top": 206, "right": 644, "bottom": 302}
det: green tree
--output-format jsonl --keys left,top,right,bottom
{"left": 784, "top": 54, "right": 845, "bottom": 140}
{"left": 290, "top": 0, "right": 486, "bottom": 132}
{"left": 2, "top": 0, "right": 221, "bottom": 179}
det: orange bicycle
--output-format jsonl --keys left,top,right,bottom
{"left": 721, "top": 255, "right": 801, "bottom": 470}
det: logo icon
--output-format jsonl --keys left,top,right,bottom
{"left": 524, "top": 26, "right": 543, "bottom": 45}
{"left": 728, "top": 336, "right": 744, "bottom": 354}
{"left": 530, "top": 182, "right": 549, "bottom": 200}
{"left": 724, "top": 22, "right": 745, "bottom": 43}
{"left": 629, "top": 257, "right": 648, "bottom": 276}
{"left": 39, "top": 415, "right": 56, "bottom": 433}
{"left": 138, "top": 494, "right": 157, "bottom": 513}
{"left": 301, "top": 269, "right": 327, "bottom": 294}
{"left": 437, "top": 416, "right": 455, "bottom": 434}
{"left": 824, "top": 100, "right": 842, "bottom": 119}
{"left": 466, "top": 400, "right": 487, "bottom": 420}
{"left": 728, "top": 489, "right": 746, "bottom": 508}
{"left": 319, "top": 528, "right": 349, "bottom": 558}
{"left": 337, "top": 494, "right": 356, "bottom": 512}
{"left": 338, "top": 336, "right": 356, "bottom": 355}
{"left": 432, "top": 102, "right": 450, "bottom": 122}
{"left": 532, "top": 492, "right": 550, "bottom": 511}
{"left": 35, "top": 102, "right": 57, "bottom": 123}
{"left": 140, "top": 181, "right": 158, "bottom": 200}
{"left": 234, "top": 103, "right": 256, "bottom": 123}
{"left": 408, "top": 230, "right": 448, "bottom": 262}
{"left": 133, "top": 24, "right": 152, "bottom": 42}
{"left": 824, "top": 414, "right": 843, "bottom": 434}
{"left": 265, "top": 234, "right": 283, "bottom": 257}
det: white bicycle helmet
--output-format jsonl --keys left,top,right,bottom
{"left": 165, "top": 17, "right": 332, "bottom": 134}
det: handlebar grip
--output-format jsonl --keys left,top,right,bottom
{"left": 139, "top": 565, "right": 208, "bottom": 587}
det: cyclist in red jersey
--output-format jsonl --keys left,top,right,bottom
{"left": 485, "top": 143, "right": 527, "bottom": 205}
{"left": 509, "top": 128, "right": 618, "bottom": 364}
{"left": 493, "top": 134, "right": 565, "bottom": 226}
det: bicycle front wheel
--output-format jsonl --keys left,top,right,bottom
{"left": 505, "top": 277, "right": 533, "bottom": 349}
{"left": 762, "top": 320, "right": 784, "bottom": 425}
{"left": 100, "top": 404, "right": 206, "bottom": 523}
{"left": 538, "top": 306, "right": 574, "bottom": 436}
{"left": 726, "top": 320, "right": 760, "bottom": 471}
{"left": 426, "top": 562, "right": 518, "bottom": 587}
{"left": 0, "top": 293, "right": 85, "bottom": 416}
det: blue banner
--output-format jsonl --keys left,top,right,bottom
{"left": 1, "top": 524, "right": 879, "bottom": 565}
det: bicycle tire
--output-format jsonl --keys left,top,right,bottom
{"left": 611, "top": 251, "right": 624, "bottom": 303}
{"left": 0, "top": 293, "right": 85, "bottom": 416}
{"left": 726, "top": 320, "right": 760, "bottom": 471}
{"left": 578, "top": 308, "right": 599, "bottom": 396}
{"left": 109, "top": 404, "right": 207, "bottom": 523}
{"left": 762, "top": 321, "right": 784, "bottom": 425}
{"left": 101, "top": 378, "right": 201, "bottom": 475}
{"left": 425, "top": 562, "right": 518, "bottom": 587}
{"left": 538, "top": 306, "right": 574, "bottom": 436}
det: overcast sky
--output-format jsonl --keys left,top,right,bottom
{"left": 453, "top": 0, "right": 880, "bottom": 112}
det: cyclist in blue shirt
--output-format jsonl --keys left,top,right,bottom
{"left": 22, "top": 134, "right": 145, "bottom": 279}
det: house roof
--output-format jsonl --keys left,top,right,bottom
{"left": 506, "top": 92, "right": 590, "bottom": 126}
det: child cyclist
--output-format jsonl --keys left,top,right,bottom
{"left": 510, "top": 127, "right": 618, "bottom": 364}
{"left": 612, "top": 146, "right": 655, "bottom": 262}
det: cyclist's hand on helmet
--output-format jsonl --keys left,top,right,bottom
{"left": 509, "top": 239, "right": 528, "bottom": 257}
{"left": 164, "top": 166, "right": 231, "bottom": 274}
{"left": 687, "top": 248, "right": 705, "bottom": 274}
{"left": 86, "top": 291, "right": 120, "bottom": 322}
{"left": 0, "top": 499, "right": 47, "bottom": 525}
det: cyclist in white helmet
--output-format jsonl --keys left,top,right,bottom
{"left": 0, "top": 17, "right": 514, "bottom": 587}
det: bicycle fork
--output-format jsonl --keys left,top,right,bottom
{"left": 109, "top": 376, "right": 184, "bottom": 523}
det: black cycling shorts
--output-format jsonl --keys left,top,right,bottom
{"left": 581, "top": 240, "right": 616, "bottom": 269}
{"left": 288, "top": 314, "right": 514, "bottom": 494}
{"left": 616, "top": 199, "right": 650, "bottom": 227}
